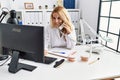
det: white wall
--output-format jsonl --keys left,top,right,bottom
{"left": 0, "top": 0, "right": 79, "bottom": 10}
{"left": 0, "top": 0, "right": 100, "bottom": 38}
{"left": 0, "top": 0, "right": 58, "bottom": 10}
{"left": 79, "top": 0, "right": 100, "bottom": 38}
{"left": 0, "top": 0, "right": 9, "bottom": 8}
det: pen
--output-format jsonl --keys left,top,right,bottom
{"left": 52, "top": 51, "right": 65, "bottom": 54}
{"left": 88, "top": 58, "right": 100, "bottom": 65}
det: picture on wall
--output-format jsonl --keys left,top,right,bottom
{"left": 24, "top": 3, "right": 34, "bottom": 9}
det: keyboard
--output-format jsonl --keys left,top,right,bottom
{"left": 44, "top": 56, "right": 57, "bottom": 64}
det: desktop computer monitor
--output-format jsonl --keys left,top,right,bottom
{"left": 0, "top": 23, "right": 44, "bottom": 62}
{"left": 0, "top": 23, "right": 56, "bottom": 64}
{"left": 0, "top": 23, "right": 57, "bottom": 73}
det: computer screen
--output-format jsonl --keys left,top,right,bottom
{"left": 0, "top": 23, "right": 44, "bottom": 63}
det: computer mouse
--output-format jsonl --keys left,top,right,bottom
{"left": 0, "top": 55, "right": 8, "bottom": 61}
{"left": 53, "top": 59, "right": 65, "bottom": 68}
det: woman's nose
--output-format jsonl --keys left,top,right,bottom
{"left": 55, "top": 19, "right": 58, "bottom": 23}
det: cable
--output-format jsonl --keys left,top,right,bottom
{"left": 0, "top": 56, "right": 11, "bottom": 66}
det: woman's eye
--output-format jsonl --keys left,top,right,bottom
{"left": 52, "top": 17, "right": 61, "bottom": 20}
{"left": 52, "top": 17, "right": 56, "bottom": 19}
{"left": 58, "top": 17, "right": 61, "bottom": 20}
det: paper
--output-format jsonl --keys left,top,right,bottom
{"left": 48, "top": 48, "right": 77, "bottom": 58}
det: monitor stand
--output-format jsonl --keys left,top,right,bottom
{"left": 8, "top": 51, "right": 37, "bottom": 73}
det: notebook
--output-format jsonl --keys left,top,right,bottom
{"left": 48, "top": 48, "right": 77, "bottom": 58}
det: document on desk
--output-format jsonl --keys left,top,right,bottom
{"left": 48, "top": 48, "right": 77, "bottom": 58}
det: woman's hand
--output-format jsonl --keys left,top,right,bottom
{"left": 61, "top": 23, "right": 71, "bottom": 34}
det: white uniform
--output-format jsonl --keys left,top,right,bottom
{"left": 44, "top": 25, "right": 76, "bottom": 50}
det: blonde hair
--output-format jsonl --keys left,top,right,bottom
{"left": 50, "top": 6, "right": 73, "bottom": 31}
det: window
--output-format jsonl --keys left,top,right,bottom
{"left": 98, "top": 0, "right": 120, "bottom": 53}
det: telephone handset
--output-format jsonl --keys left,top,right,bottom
{"left": 59, "top": 24, "right": 64, "bottom": 30}
{"left": 59, "top": 23, "right": 67, "bottom": 34}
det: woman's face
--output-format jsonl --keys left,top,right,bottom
{"left": 52, "top": 12, "right": 63, "bottom": 27}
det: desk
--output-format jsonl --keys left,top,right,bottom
{"left": 0, "top": 44, "right": 120, "bottom": 80}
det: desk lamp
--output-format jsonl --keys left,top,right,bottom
{"left": 79, "top": 16, "right": 112, "bottom": 45}
{"left": 79, "top": 14, "right": 112, "bottom": 54}
{"left": 7, "top": 10, "right": 18, "bottom": 24}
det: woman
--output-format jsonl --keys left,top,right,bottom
{"left": 44, "top": 6, "right": 76, "bottom": 55}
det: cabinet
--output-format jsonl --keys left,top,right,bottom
{"left": 16, "top": 9, "right": 80, "bottom": 41}
{"left": 23, "top": 11, "right": 44, "bottom": 25}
